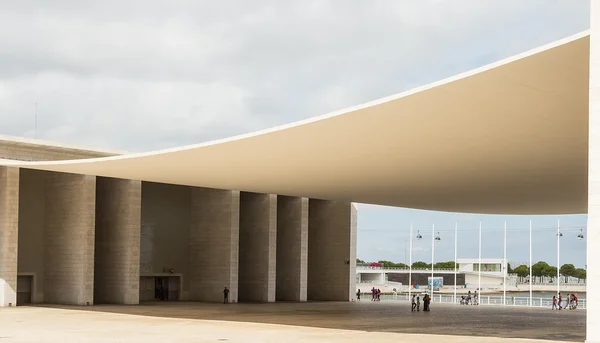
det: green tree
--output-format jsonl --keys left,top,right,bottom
{"left": 513, "top": 265, "right": 530, "bottom": 278}
{"left": 412, "top": 261, "right": 430, "bottom": 269}
{"left": 545, "top": 266, "right": 558, "bottom": 277}
{"left": 532, "top": 261, "right": 551, "bottom": 277}
{"left": 573, "top": 268, "right": 587, "bottom": 279}
{"left": 434, "top": 261, "right": 456, "bottom": 269}
{"left": 378, "top": 260, "right": 394, "bottom": 267}
{"left": 378, "top": 260, "right": 408, "bottom": 268}
{"left": 560, "top": 264, "right": 576, "bottom": 277}
{"left": 356, "top": 258, "right": 365, "bottom": 264}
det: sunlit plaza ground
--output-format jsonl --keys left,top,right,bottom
{"left": 0, "top": 301, "right": 586, "bottom": 343}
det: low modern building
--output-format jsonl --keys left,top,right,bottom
{"left": 356, "top": 258, "right": 508, "bottom": 291}
{"left": 0, "top": 135, "right": 357, "bottom": 306}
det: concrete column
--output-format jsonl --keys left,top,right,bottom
{"left": 0, "top": 166, "right": 19, "bottom": 307}
{"left": 276, "top": 196, "right": 308, "bottom": 301}
{"left": 94, "top": 177, "right": 141, "bottom": 304}
{"left": 238, "top": 192, "right": 277, "bottom": 302}
{"left": 44, "top": 172, "right": 96, "bottom": 305}
{"left": 189, "top": 188, "right": 240, "bottom": 303}
{"left": 307, "top": 200, "right": 357, "bottom": 301}
{"left": 589, "top": 3, "right": 600, "bottom": 342}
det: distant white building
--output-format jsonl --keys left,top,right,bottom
{"left": 457, "top": 258, "right": 510, "bottom": 289}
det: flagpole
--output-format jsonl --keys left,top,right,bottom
{"left": 454, "top": 221, "right": 458, "bottom": 304}
{"left": 478, "top": 221, "right": 482, "bottom": 298}
{"left": 503, "top": 221, "right": 507, "bottom": 306}
{"left": 409, "top": 223, "right": 413, "bottom": 301}
{"left": 431, "top": 223, "right": 435, "bottom": 299}
{"left": 557, "top": 219, "right": 560, "bottom": 297}
{"left": 529, "top": 220, "right": 533, "bottom": 307}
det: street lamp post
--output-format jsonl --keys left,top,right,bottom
{"left": 408, "top": 223, "right": 413, "bottom": 301}
{"left": 431, "top": 225, "right": 441, "bottom": 301}
{"left": 557, "top": 219, "right": 561, "bottom": 297}
{"left": 478, "top": 221, "right": 482, "bottom": 296}
{"left": 503, "top": 221, "right": 507, "bottom": 306}
{"left": 431, "top": 224, "right": 435, "bottom": 299}
{"left": 529, "top": 220, "right": 533, "bottom": 306}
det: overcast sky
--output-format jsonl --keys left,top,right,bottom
{"left": 0, "top": 1, "right": 590, "bottom": 267}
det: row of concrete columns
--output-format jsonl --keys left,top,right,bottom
{"left": 0, "top": 167, "right": 356, "bottom": 306}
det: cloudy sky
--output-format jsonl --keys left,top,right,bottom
{"left": 0, "top": 1, "right": 590, "bottom": 267}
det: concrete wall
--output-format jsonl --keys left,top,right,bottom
{"left": 17, "top": 169, "right": 47, "bottom": 303}
{"left": 239, "top": 192, "right": 277, "bottom": 302}
{"left": 276, "top": 196, "right": 308, "bottom": 301}
{"left": 589, "top": 2, "right": 600, "bottom": 341}
{"left": 307, "top": 200, "right": 357, "bottom": 301}
{"left": 0, "top": 166, "right": 19, "bottom": 306}
{"left": 189, "top": 188, "right": 240, "bottom": 303}
{"left": 94, "top": 177, "right": 141, "bottom": 304}
{"left": 0, "top": 139, "right": 119, "bottom": 162}
{"left": 140, "top": 181, "right": 191, "bottom": 300}
{"left": 44, "top": 172, "right": 96, "bottom": 305}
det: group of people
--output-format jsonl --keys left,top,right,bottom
{"left": 552, "top": 292, "right": 579, "bottom": 310}
{"left": 460, "top": 290, "right": 479, "bottom": 305}
{"left": 370, "top": 287, "right": 383, "bottom": 301}
{"left": 354, "top": 288, "right": 384, "bottom": 301}
{"left": 411, "top": 294, "right": 432, "bottom": 311}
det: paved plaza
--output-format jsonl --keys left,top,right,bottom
{"left": 0, "top": 301, "right": 585, "bottom": 343}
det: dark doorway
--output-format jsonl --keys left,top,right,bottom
{"left": 17, "top": 275, "right": 33, "bottom": 305}
{"left": 154, "top": 277, "right": 169, "bottom": 301}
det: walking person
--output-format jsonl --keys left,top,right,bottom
{"left": 411, "top": 295, "right": 417, "bottom": 312}
{"left": 416, "top": 295, "right": 421, "bottom": 311}
{"left": 356, "top": 289, "right": 361, "bottom": 301}
{"left": 558, "top": 293, "right": 563, "bottom": 310}
{"left": 552, "top": 296, "right": 558, "bottom": 310}
{"left": 474, "top": 290, "right": 479, "bottom": 305}
{"left": 371, "top": 287, "right": 376, "bottom": 301}
{"left": 223, "top": 286, "right": 230, "bottom": 304}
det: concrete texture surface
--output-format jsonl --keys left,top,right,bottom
{"left": 140, "top": 181, "right": 191, "bottom": 299}
{"left": 94, "top": 177, "right": 142, "bottom": 305}
{"left": 308, "top": 200, "right": 356, "bottom": 301}
{"left": 588, "top": 3, "right": 600, "bottom": 342}
{"left": 239, "top": 192, "right": 277, "bottom": 303}
{"left": 0, "top": 166, "right": 19, "bottom": 307}
{"left": 276, "top": 196, "right": 308, "bottom": 302}
{"left": 44, "top": 172, "right": 96, "bottom": 305}
{"left": 1, "top": 302, "right": 585, "bottom": 343}
{"left": 189, "top": 187, "right": 240, "bottom": 303}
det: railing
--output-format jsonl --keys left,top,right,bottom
{"left": 369, "top": 293, "right": 587, "bottom": 309}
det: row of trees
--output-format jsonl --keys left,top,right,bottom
{"left": 357, "top": 259, "right": 456, "bottom": 269}
{"left": 357, "top": 259, "right": 586, "bottom": 279}
{"left": 511, "top": 262, "right": 586, "bottom": 279}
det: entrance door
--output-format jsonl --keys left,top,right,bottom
{"left": 17, "top": 275, "right": 33, "bottom": 305}
{"left": 154, "top": 277, "right": 169, "bottom": 300}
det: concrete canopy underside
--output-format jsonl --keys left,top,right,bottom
{"left": 0, "top": 32, "right": 590, "bottom": 214}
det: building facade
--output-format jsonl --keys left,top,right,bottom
{"left": 0, "top": 136, "right": 357, "bottom": 306}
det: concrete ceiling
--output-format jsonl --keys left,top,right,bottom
{"left": 0, "top": 32, "right": 590, "bottom": 215}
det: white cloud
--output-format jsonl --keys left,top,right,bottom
{"left": 0, "top": 1, "right": 589, "bottom": 151}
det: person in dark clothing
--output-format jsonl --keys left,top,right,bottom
{"left": 223, "top": 287, "right": 230, "bottom": 304}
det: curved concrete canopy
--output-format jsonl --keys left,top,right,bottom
{"left": 0, "top": 32, "right": 590, "bottom": 215}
